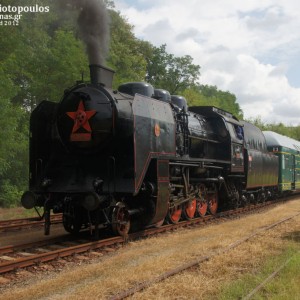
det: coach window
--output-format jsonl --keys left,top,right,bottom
{"left": 282, "top": 155, "right": 285, "bottom": 169}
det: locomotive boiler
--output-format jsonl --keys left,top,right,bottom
{"left": 21, "top": 64, "right": 279, "bottom": 237}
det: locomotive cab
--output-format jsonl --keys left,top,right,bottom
{"left": 188, "top": 106, "right": 244, "bottom": 172}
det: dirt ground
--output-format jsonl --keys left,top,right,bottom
{"left": 0, "top": 199, "right": 300, "bottom": 300}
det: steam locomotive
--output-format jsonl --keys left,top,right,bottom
{"left": 21, "top": 64, "right": 296, "bottom": 237}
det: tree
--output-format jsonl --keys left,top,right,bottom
{"left": 0, "top": 64, "right": 28, "bottom": 207}
{"left": 290, "top": 126, "right": 300, "bottom": 140}
{"left": 181, "top": 84, "right": 243, "bottom": 119}
{"left": 144, "top": 44, "right": 173, "bottom": 85}
{"left": 0, "top": 0, "right": 89, "bottom": 206}
{"left": 247, "top": 118, "right": 300, "bottom": 141}
{"left": 143, "top": 44, "right": 200, "bottom": 94}
{"left": 0, "top": 0, "right": 248, "bottom": 207}
{"left": 106, "top": 9, "right": 147, "bottom": 88}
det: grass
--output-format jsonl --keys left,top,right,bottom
{"left": 129, "top": 205, "right": 300, "bottom": 300}
{"left": 219, "top": 245, "right": 300, "bottom": 300}
{"left": 0, "top": 200, "right": 299, "bottom": 300}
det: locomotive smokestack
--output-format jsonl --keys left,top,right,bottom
{"left": 89, "top": 64, "right": 115, "bottom": 88}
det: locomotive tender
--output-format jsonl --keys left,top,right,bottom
{"left": 21, "top": 64, "right": 285, "bottom": 236}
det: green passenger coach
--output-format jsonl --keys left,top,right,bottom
{"left": 263, "top": 131, "right": 300, "bottom": 193}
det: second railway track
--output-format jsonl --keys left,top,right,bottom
{"left": 110, "top": 211, "right": 300, "bottom": 300}
{"left": 0, "top": 198, "right": 293, "bottom": 276}
{"left": 0, "top": 214, "right": 62, "bottom": 232}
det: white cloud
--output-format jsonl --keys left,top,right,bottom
{"left": 115, "top": 0, "right": 300, "bottom": 125}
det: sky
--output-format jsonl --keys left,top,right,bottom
{"left": 114, "top": 0, "right": 300, "bottom": 125}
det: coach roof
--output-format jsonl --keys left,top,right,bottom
{"left": 263, "top": 131, "right": 300, "bottom": 151}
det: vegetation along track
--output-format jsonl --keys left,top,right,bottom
{"left": 0, "top": 198, "right": 296, "bottom": 276}
{"left": 0, "top": 214, "right": 62, "bottom": 233}
{"left": 110, "top": 210, "right": 300, "bottom": 300}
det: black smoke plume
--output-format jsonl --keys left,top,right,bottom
{"left": 62, "top": 0, "right": 110, "bottom": 65}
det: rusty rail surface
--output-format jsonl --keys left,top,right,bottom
{"left": 109, "top": 211, "right": 300, "bottom": 300}
{"left": 0, "top": 199, "right": 288, "bottom": 275}
{"left": 0, "top": 235, "right": 125, "bottom": 274}
{"left": 242, "top": 250, "right": 300, "bottom": 300}
{"left": 0, "top": 214, "right": 62, "bottom": 232}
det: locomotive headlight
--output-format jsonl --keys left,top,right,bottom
{"left": 21, "top": 191, "right": 37, "bottom": 209}
{"left": 82, "top": 192, "right": 102, "bottom": 211}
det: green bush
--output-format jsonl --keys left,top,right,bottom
{"left": 0, "top": 180, "right": 24, "bottom": 208}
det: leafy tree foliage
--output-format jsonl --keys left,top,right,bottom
{"left": 107, "top": 9, "right": 147, "bottom": 88}
{"left": 10, "top": 10, "right": 88, "bottom": 110}
{"left": 1, "top": 0, "right": 299, "bottom": 207}
{"left": 144, "top": 44, "right": 173, "bottom": 85}
{"left": 144, "top": 44, "right": 200, "bottom": 94}
{"left": 182, "top": 85, "right": 243, "bottom": 119}
{"left": 0, "top": 63, "right": 28, "bottom": 206}
{"left": 248, "top": 117, "right": 300, "bottom": 141}
{"left": 0, "top": 1, "right": 88, "bottom": 206}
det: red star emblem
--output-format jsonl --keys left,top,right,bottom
{"left": 66, "top": 100, "right": 96, "bottom": 142}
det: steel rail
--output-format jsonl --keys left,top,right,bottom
{"left": 0, "top": 217, "right": 41, "bottom": 226}
{"left": 0, "top": 214, "right": 62, "bottom": 226}
{"left": 0, "top": 198, "right": 294, "bottom": 275}
{"left": 242, "top": 251, "right": 299, "bottom": 300}
{"left": 0, "top": 235, "right": 81, "bottom": 255}
{"left": 109, "top": 211, "right": 300, "bottom": 300}
{"left": 0, "top": 214, "right": 62, "bottom": 232}
{"left": 0, "top": 236, "right": 124, "bottom": 274}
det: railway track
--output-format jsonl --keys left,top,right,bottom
{"left": 110, "top": 211, "right": 300, "bottom": 300}
{"left": 0, "top": 214, "right": 62, "bottom": 232}
{"left": 0, "top": 199, "right": 288, "bottom": 276}
{"left": 242, "top": 251, "right": 299, "bottom": 300}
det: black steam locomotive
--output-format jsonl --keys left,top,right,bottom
{"left": 21, "top": 64, "right": 279, "bottom": 236}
